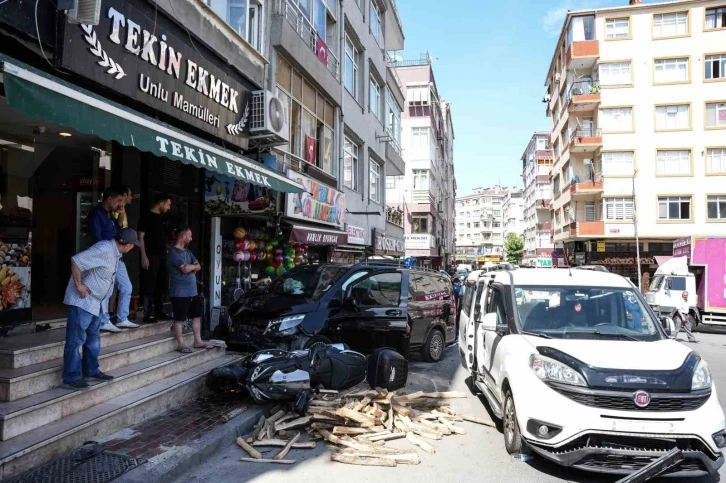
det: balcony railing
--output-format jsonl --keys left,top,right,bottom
{"left": 536, "top": 223, "right": 551, "bottom": 231}
{"left": 278, "top": 0, "right": 340, "bottom": 81}
{"left": 386, "top": 206, "right": 404, "bottom": 227}
{"left": 571, "top": 127, "right": 602, "bottom": 139}
{"left": 569, "top": 80, "right": 600, "bottom": 97}
{"left": 385, "top": 52, "right": 403, "bottom": 92}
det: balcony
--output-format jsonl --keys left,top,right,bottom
{"left": 565, "top": 40, "right": 599, "bottom": 71}
{"left": 384, "top": 0, "right": 405, "bottom": 51}
{"left": 535, "top": 150, "right": 554, "bottom": 161}
{"left": 535, "top": 199, "right": 551, "bottom": 209}
{"left": 568, "top": 127, "right": 602, "bottom": 153}
{"left": 412, "top": 189, "right": 435, "bottom": 204}
{"left": 536, "top": 222, "right": 551, "bottom": 231}
{"left": 386, "top": 206, "right": 403, "bottom": 227}
{"left": 569, "top": 221, "right": 605, "bottom": 238}
{"left": 569, "top": 174, "right": 604, "bottom": 198}
{"left": 568, "top": 81, "right": 600, "bottom": 113}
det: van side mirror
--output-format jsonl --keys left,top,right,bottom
{"left": 474, "top": 304, "right": 482, "bottom": 321}
{"left": 661, "top": 316, "right": 676, "bottom": 339}
{"left": 666, "top": 278, "right": 672, "bottom": 289}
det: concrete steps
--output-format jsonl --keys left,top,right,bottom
{"left": 0, "top": 354, "right": 242, "bottom": 479}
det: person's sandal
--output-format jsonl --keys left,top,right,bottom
{"left": 177, "top": 347, "right": 193, "bottom": 353}
{"left": 193, "top": 343, "right": 215, "bottom": 350}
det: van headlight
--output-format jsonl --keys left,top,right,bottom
{"left": 692, "top": 359, "right": 713, "bottom": 391}
{"left": 529, "top": 354, "right": 587, "bottom": 387}
{"left": 265, "top": 315, "right": 305, "bottom": 336}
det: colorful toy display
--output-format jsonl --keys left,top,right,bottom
{"left": 230, "top": 226, "right": 310, "bottom": 280}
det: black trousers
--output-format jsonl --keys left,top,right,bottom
{"left": 143, "top": 253, "right": 167, "bottom": 318}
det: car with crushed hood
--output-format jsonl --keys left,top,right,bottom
{"left": 459, "top": 267, "right": 725, "bottom": 477}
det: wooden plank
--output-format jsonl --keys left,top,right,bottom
{"left": 421, "top": 391, "right": 467, "bottom": 399}
{"left": 255, "top": 418, "right": 268, "bottom": 441}
{"left": 439, "top": 418, "right": 467, "bottom": 435}
{"left": 311, "top": 413, "right": 340, "bottom": 423}
{"left": 419, "top": 420, "right": 451, "bottom": 435}
{"left": 385, "top": 406, "right": 394, "bottom": 431}
{"left": 391, "top": 399, "right": 412, "bottom": 417}
{"left": 266, "top": 423, "right": 275, "bottom": 440}
{"left": 240, "top": 457, "right": 296, "bottom": 465}
{"left": 236, "top": 437, "right": 262, "bottom": 459}
{"left": 437, "top": 407, "right": 457, "bottom": 416}
{"left": 318, "top": 389, "right": 339, "bottom": 394}
{"left": 396, "top": 391, "right": 424, "bottom": 402}
{"left": 308, "top": 399, "right": 343, "bottom": 407}
{"left": 267, "top": 410, "right": 288, "bottom": 424}
{"left": 310, "top": 422, "right": 334, "bottom": 430}
{"left": 406, "top": 432, "right": 436, "bottom": 455}
{"left": 369, "top": 432, "right": 406, "bottom": 443}
{"left": 317, "top": 429, "right": 404, "bottom": 454}
{"left": 347, "top": 390, "right": 378, "bottom": 398}
{"left": 461, "top": 415, "right": 497, "bottom": 428}
{"left": 334, "top": 408, "right": 377, "bottom": 426}
{"left": 340, "top": 451, "right": 420, "bottom": 465}
{"left": 273, "top": 433, "right": 300, "bottom": 460}
{"left": 330, "top": 453, "right": 396, "bottom": 467}
{"left": 276, "top": 416, "right": 312, "bottom": 432}
{"left": 253, "top": 439, "right": 317, "bottom": 449}
{"left": 274, "top": 413, "right": 298, "bottom": 427}
{"left": 332, "top": 426, "right": 373, "bottom": 435}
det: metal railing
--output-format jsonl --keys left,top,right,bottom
{"left": 569, "top": 80, "right": 600, "bottom": 97}
{"left": 385, "top": 52, "right": 403, "bottom": 92}
{"left": 389, "top": 52, "right": 433, "bottom": 68}
{"left": 571, "top": 127, "right": 602, "bottom": 139}
{"left": 278, "top": 0, "right": 340, "bottom": 81}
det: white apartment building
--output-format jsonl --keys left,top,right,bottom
{"left": 521, "top": 132, "right": 555, "bottom": 267}
{"left": 544, "top": 0, "right": 726, "bottom": 280}
{"left": 503, "top": 188, "right": 526, "bottom": 243}
{"left": 454, "top": 186, "right": 509, "bottom": 264}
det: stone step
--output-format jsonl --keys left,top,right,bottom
{"left": 0, "top": 329, "right": 186, "bottom": 402}
{"left": 0, "top": 353, "right": 240, "bottom": 480}
{"left": 0, "top": 337, "right": 221, "bottom": 441}
{"left": 0, "top": 321, "right": 172, "bottom": 370}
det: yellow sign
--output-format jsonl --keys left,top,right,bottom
{"left": 596, "top": 241, "right": 605, "bottom": 252}
{"left": 478, "top": 256, "right": 501, "bottom": 263}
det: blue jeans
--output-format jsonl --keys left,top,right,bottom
{"left": 63, "top": 305, "right": 103, "bottom": 383}
{"left": 100, "top": 260, "right": 131, "bottom": 324}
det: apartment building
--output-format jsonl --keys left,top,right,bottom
{"left": 503, "top": 188, "right": 526, "bottom": 243}
{"left": 454, "top": 186, "right": 509, "bottom": 265}
{"left": 386, "top": 54, "right": 456, "bottom": 269}
{"left": 269, "top": 0, "right": 405, "bottom": 262}
{"left": 521, "top": 132, "right": 555, "bottom": 267}
{"left": 544, "top": 0, "right": 726, "bottom": 280}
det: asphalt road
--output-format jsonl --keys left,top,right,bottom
{"left": 175, "top": 332, "right": 726, "bottom": 483}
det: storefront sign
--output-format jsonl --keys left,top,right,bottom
{"left": 609, "top": 228, "right": 620, "bottom": 234}
{"left": 405, "top": 234, "right": 433, "bottom": 250}
{"left": 346, "top": 225, "right": 365, "bottom": 245}
{"left": 204, "top": 172, "right": 277, "bottom": 216}
{"left": 290, "top": 225, "right": 346, "bottom": 246}
{"left": 596, "top": 241, "right": 605, "bottom": 252}
{"left": 58, "top": 0, "right": 256, "bottom": 149}
{"left": 209, "top": 217, "right": 223, "bottom": 312}
{"left": 590, "top": 256, "right": 656, "bottom": 266}
{"left": 373, "top": 229, "right": 405, "bottom": 256}
{"left": 285, "top": 171, "right": 345, "bottom": 228}
{"left": 673, "top": 237, "right": 691, "bottom": 259}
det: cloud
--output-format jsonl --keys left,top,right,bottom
{"left": 541, "top": 0, "right": 599, "bottom": 36}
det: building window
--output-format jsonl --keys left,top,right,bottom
{"left": 598, "top": 62, "right": 632, "bottom": 86}
{"left": 604, "top": 197, "right": 634, "bottom": 221}
{"left": 406, "top": 86, "right": 430, "bottom": 106}
{"left": 344, "top": 36, "right": 359, "bottom": 97}
{"left": 567, "top": 15, "right": 595, "bottom": 45}
{"left": 473, "top": 222, "right": 480, "bottom": 228}
{"left": 600, "top": 107, "right": 633, "bottom": 132}
{"left": 412, "top": 215, "right": 429, "bottom": 234}
{"left": 655, "top": 104, "right": 690, "bottom": 130}
{"left": 369, "top": 0, "right": 384, "bottom": 45}
{"left": 493, "top": 210, "right": 501, "bottom": 217}
{"left": 385, "top": 89, "right": 402, "bottom": 151}
{"left": 601, "top": 151, "right": 634, "bottom": 176}
{"left": 706, "top": 6, "right": 726, "bottom": 29}
{"left": 210, "top": 0, "right": 264, "bottom": 52}
{"left": 369, "top": 160, "right": 381, "bottom": 203}
{"left": 707, "top": 148, "right": 726, "bottom": 173}
{"left": 584, "top": 200, "right": 596, "bottom": 221}
{"left": 412, "top": 169, "right": 429, "bottom": 190}
{"left": 658, "top": 196, "right": 691, "bottom": 220}
{"left": 369, "top": 77, "right": 381, "bottom": 121}
{"left": 344, "top": 137, "right": 359, "bottom": 190}
{"left": 654, "top": 58, "right": 689, "bottom": 83}
{"left": 411, "top": 127, "right": 430, "bottom": 155}
{"left": 707, "top": 195, "right": 726, "bottom": 219}
{"left": 706, "top": 102, "right": 726, "bottom": 127}
{"left": 705, "top": 54, "right": 726, "bottom": 80}
{"left": 656, "top": 150, "right": 691, "bottom": 175}
{"left": 386, "top": 177, "right": 395, "bottom": 189}
{"left": 653, "top": 12, "right": 688, "bottom": 38}
{"left": 605, "top": 18, "right": 630, "bottom": 39}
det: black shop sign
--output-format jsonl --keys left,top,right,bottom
{"left": 58, "top": 0, "right": 255, "bottom": 149}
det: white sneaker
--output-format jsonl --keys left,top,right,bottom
{"left": 100, "top": 322, "right": 122, "bottom": 333}
{"left": 116, "top": 320, "right": 140, "bottom": 329}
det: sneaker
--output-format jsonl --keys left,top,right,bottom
{"left": 84, "top": 372, "right": 114, "bottom": 381}
{"left": 100, "top": 322, "right": 122, "bottom": 333}
{"left": 63, "top": 379, "right": 90, "bottom": 390}
{"left": 116, "top": 320, "right": 140, "bottom": 329}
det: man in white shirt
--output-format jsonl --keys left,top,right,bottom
{"left": 674, "top": 291, "right": 697, "bottom": 343}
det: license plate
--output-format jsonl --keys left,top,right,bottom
{"left": 608, "top": 419, "right": 676, "bottom": 434}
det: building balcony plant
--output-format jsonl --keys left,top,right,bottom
{"left": 386, "top": 206, "right": 404, "bottom": 227}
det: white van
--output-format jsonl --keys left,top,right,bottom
{"left": 458, "top": 268, "right": 725, "bottom": 477}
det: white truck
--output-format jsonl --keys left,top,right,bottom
{"left": 646, "top": 237, "right": 726, "bottom": 327}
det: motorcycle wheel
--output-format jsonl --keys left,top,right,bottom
{"left": 291, "top": 335, "right": 331, "bottom": 351}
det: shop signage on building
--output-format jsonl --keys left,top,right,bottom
{"left": 673, "top": 237, "right": 691, "bottom": 259}
{"left": 373, "top": 229, "right": 405, "bottom": 256}
{"left": 203, "top": 172, "right": 277, "bottom": 216}
{"left": 58, "top": 0, "right": 256, "bottom": 149}
{"left": 590, "top": 256, "right": 656, "bottom": 266}
{"left": 405, "top": 234, "right": 433, "bottom": 250}
{"left": 346, "top": 225, "right": 365, "bottom": 245}
{"left": 285, "top": 171, "right": 345, "bottom": 229}
{"left": 289, "top": 225, "right": 346, "bottom": 246}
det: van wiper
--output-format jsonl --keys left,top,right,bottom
{"left": 521, "top": 330, "right": 552, "bottom": 339}
{"left": 593, "top": 331, "right": 640, "bottom": 341}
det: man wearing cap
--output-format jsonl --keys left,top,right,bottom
{"left": 62, "top": 228, "right": 141, "bottom": 390}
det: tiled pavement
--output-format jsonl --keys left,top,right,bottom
{"left": 102, "top": 396, "right": 250, "bottom": 461}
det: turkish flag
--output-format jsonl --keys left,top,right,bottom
{"left": 305, "top": 135, "right": 317, "bottom": 164}
{"left": 316, "top": 35, "right": 328, "bottom": 66}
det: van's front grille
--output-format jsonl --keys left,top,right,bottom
{"left": 550, "top": 384, "right": 711, "bottom": 412}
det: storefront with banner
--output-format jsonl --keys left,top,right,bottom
{"left": 372, "top": 229, "right": 405, "bottom": 259}
{"left": 0, "top": 0, "right": 305, "bottom": 328}
{"left": 331, "top": 224, "right": 368, "bottom": 263}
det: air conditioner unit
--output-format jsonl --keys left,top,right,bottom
{"left": 248, "top": 90, "right": 290, "bottom": 145}
{"left": 66, "top": 0, "right": 101, "bottom": 25}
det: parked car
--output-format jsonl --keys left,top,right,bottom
{"left": 226, "top": 263, "right": 456, "bottom": 362}
{"left": 458, "top": 268, "right": 725, "bottom": 477}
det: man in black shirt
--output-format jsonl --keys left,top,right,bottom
{"left": 138, "top": 193, "right": 172, "bottom": 322}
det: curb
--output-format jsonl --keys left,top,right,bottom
{"left": 114, "top": 404, "right": 266, "bottom": 483}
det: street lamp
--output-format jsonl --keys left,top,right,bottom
{"left": 632, "top": 169, "right": 642, "bottom": 291}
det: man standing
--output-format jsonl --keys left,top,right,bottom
{"left": 62, "top": 229, "right": 141, "bottom": 390}
{"left": 167, "top": 226, "right": 213, "bottom": 352}
{"left": 87, "top": 188, "right": 139, "bottom": 332}
{"left": 674, "top": 291, "right": 697, "bottom": 343}
{"left": 138, "top": 193, "right": 172, "bottom": 322}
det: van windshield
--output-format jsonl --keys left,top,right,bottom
{"left": 649, "top": 275, "right": 664, "bottom": 292}
{"left": 514, "top": 285, "right": 664, "bottom": 341}
{"left": 269, "top": 265, "right": 348, "bottom": 301}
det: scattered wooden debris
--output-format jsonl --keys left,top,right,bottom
{"left": 406, "top": 432, "right": 435, "bottom": 455}
{"left": 253, "top": 439, "right": 317, "bottom": 449}
{"left": 240, "top": 457, "right": 296, "bottom": 465}
{"left": 276, "top": 416, "right": 312, "bottom": 432}
{"left": 274, "top": 433, "right": 300, "bottom": 460}
{"left": 222, "top": 407, "right": 247, "bottom": 422}
{"left": 331, "top": 453, "right": 396, "bottom": 467}
{"left": 236, "top": 437, "right": 262, "bottom": 459}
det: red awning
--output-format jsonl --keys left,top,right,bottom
{"left": 289, "top": 223, "right": 347, "bottom": 246}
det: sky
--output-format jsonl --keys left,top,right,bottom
{"left": 394, "top": 0, "right": 642, "bottom": 196}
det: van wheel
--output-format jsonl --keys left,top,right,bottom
{"left": 503, "top": 389, "right": 529, "bottom": 455}
{"left": 422, "top": 329, "right": 445, "bottom": 363}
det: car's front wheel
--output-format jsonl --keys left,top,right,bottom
{"left": 422, "top": 329, "right": 445, "bottom": 362}
{"left": 503, "top": 389, "right": 529, "bottom": 454}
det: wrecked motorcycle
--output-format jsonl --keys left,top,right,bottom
{"left": 207, "top": 344, "right": 408, "bottom": 409}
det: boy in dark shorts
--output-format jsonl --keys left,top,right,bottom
{"left": 167, "top": 226, "right": 213, "bottom": 352}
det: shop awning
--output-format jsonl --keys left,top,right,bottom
{"left": 289, "top": 223, "right": 347, "bottom": 246}
{"left": 0, "top": 55, "right": 304, "bottom": 194}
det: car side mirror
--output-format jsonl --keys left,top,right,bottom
{"left": 661, "top": 316, "right": 676, "bottom": 338}
{"left": 481, "top": 312, "right": 497, "bottom": 331}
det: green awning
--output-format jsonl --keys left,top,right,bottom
{"left": 0, "top": 55, "right": 304, "bottom": 194}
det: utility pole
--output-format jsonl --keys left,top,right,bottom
{"left": 632, "top": 169, "right": 642, "bottom": 291}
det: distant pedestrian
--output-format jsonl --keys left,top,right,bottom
{"left": 87, "top": 188, "right": 138, "bottom": 332}
{"left": 453, "top": 277, "right": 463, "bottom": 334}
{"left": 62, "top": 229, "right": 141, "bottom": 390}
{"left": 138, "top": 193, "right": 172, "bottom": 322}
{"left": 673, "top": 291, "right": 697, "bottom": 343}
{"left": 167, "top": 226, "right": 213, "bottom": 352}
